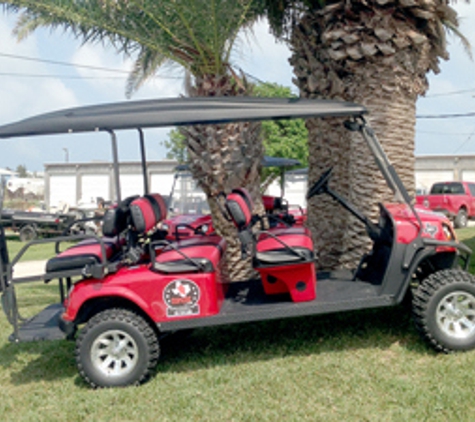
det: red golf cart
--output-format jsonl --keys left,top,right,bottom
{"left": 0, "top": 97, "right": 473, "bottom": 389}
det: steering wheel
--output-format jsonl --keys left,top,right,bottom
{"left": 306, "top": 167, "right": 333, "bottom": 199}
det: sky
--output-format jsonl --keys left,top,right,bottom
{"left": 0, "top": 3, "right": 474, "bottom": 172}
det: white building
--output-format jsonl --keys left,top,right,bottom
{"left": 44, "top": 160, "right": 177, "bottom": 210}
{"left": 44, "top": 154, "right": 475, "bottom": 211}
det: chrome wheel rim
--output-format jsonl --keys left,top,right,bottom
{"left": 91, "top": 330, "right": 139, "bottom": 378}
{"left": 436, "top": 291, "right": 475, "bottom": 340}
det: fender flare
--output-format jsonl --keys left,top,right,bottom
{"left": 66, "top": 284, "right": 157, "bottom": 325}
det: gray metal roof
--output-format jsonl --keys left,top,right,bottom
{"left": 0, "top": 97, "right": 367, "bottom": 139}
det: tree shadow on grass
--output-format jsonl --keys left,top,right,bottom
{"left": 156, "top": 304, "right": 434, "bottom": 376}
{"left": 0, "top": 339, "right": 77, "bottom": 385}
{"left": 0, "top": 303, "right": 434, "bottom": 387}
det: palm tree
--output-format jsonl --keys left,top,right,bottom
{"left": 2, "top": 0, "right": 265, "bottom": 279}
{"left": 259, "top": 0, "right": 468, "bottom": 269}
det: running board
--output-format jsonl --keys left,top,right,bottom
{"left": 158, "top": 278, "right": 397, "bottom": 332}
{"left": 9, "top": 303, "right": 66, "bottom": 342}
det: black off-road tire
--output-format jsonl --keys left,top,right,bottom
{"left": 76, "top": 308, "right": 160, "bottom": 388}
{"left": 454, "top": 208, "right": 468, "bottom": 229}
{"left": 19, "top": 224, "right": 37, "bottom": 242}
{"left": 412, "top": 269, "right": 475, "bottom": 353}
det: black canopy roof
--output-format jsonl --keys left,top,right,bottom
{"left": 174, "top": 155, "right": 301, "bottom": 172}
{"left": 0, "top": 97, "right": 367, "bottom": 139}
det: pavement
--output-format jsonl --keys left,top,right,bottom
{"left": 12, "top": 260, "right": 47, "bottom": 279}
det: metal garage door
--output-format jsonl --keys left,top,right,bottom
{"left": 120, "top": 174, "right": 145, "bottom": 199}
{"left": 49, "top": 175, "right": 77, "bottom": 210}
{"left": 415, "top": 171, "right": 454, "bottom": 193}
{"left": 81, "top": 174, "right": 110, "bottom": 204}
{"left": 462, "top": 171, "right": 475, "bottom": 182}
{"left": 150, "top": 173, "right": 175, "bottom": 197}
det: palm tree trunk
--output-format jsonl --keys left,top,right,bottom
{"left": 183, "top": 74, "right": 265, "bottom": 280}
{"left": 288, "top": 2, "right": 442, "bottom": 269}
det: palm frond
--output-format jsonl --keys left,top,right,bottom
{"left": 443, "top": 18, "right": 472, "bottom": 60}
{"left": 2, "top": 0, "right": 261, "bottom": 94}
{"left": 125, "top": 48, "right": 168, "bottom": 98}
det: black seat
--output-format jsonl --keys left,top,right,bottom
{"left": 45, "top": 195, "right": 138, "bottom": 276}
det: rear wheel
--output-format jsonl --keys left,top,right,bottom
{"left": 454, "top": 208, "right": 468, "bottom": 228}
{"left": 412, "top": 269, "right": 475, "bottom": 353}
{"left": 76, "top": 308, "right": 160, "bottom": 388}
{"left": 19, "top": 224, "right": 37, "bottom": 242}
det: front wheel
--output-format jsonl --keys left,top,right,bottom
{"left": 76, "top": 308, "right": 160, "bottom": 388}
{"left": 412, "top": 269, "right": 475, "bottom": 353}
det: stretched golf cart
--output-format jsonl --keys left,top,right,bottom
{"left": 163, "top": 155, "right": 304, "bottom": 240}
{"left": 0, "top": 97, "right": 473, "bottom": 389}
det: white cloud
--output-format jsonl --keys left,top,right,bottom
{"left": 234, "top": 19, "right": 294, "bottom": 90}
{"left": 0, "top": 15, "right": 78, "bottom": 125}
{"left": 414, "top": 2, "right": 475, "bottom": 155}
{"left": 71, "top": 43, "right": 184, "bottom": 101}
{"left": 2, "top": 4, "right": 475, "bottom": 169}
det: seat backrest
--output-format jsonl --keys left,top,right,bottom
{"left": 102, "top": 195, "right": 138, "bottom": 237}
{"left": 130, "top": 193, "right": 167, "bottom": 234}
{"left": 225, "top": 188, "right": 253, "bottom": 231}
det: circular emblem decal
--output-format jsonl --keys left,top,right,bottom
{"left": 163, "top": 279, "right": 200, "bottom": 317}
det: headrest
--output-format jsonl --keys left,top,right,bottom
{"left": 262, "top": 195, "right": 286, "bottom": 212}
{"left": 130, "top": 193, "right": 167, "bottom": 233}
{"left": 102, "top": 195, "right": 138, "bottom": 237}
{"left": 225, "top": 188, "right": 253, "bottom": 230}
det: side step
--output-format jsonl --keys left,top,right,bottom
{"left": 9, "top": 303, "right": 66, "bottom": 342}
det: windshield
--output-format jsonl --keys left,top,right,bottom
{"left": 169, "top": 172, "right": 210, "bottom": 216}
{"left": 430, "top": 182, "right": 464, "bottom": 195}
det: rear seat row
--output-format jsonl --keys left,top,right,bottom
{"left": 45, "top": 189, "right": 313, "bottom": 284}
{"left": 45, "top": 193, "right": 224, "bottom": 277}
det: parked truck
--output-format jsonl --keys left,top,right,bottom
{"left": 415, "top": 181, "right": 475, "bottom": 228}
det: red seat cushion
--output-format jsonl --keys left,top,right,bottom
{"left": 153, "top": 236, "right": 226, "bottom": 274}
{"left": 255, "top": 227, "right": 314, "bottom": 266}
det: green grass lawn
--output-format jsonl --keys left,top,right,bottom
{"left": 1, "top": 229, "right": 475, "bottom": 421}
{"left": 5, "top": 232, "right": 75, "bottom": 263}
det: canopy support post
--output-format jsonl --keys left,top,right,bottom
{"left": 108, "top": 130, "right": 121, "bottom": 203}
{"left": 138, "top": 129, "right": 149, "bottom": 195}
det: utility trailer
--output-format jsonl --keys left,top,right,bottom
{"left": 0, "top": 208, "right": 78, "bottom": 241}
{"left": 0, "top": 97, "right": 473, "bottom": 389}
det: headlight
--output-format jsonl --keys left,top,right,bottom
{"left": 442, "top": 223, "right": 456, "bottom": 241}
{"left": 161, "top": 223, "right": 169, "bottom": 231}
{"left": 200, "top": 224, "right": 209, "bottom": 233}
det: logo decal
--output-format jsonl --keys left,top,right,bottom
{"left": 424, "top": 223, "right": 438, "bottom": 238}
{"left": 163, "top": 279, "right": 200, "bottom": 317}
